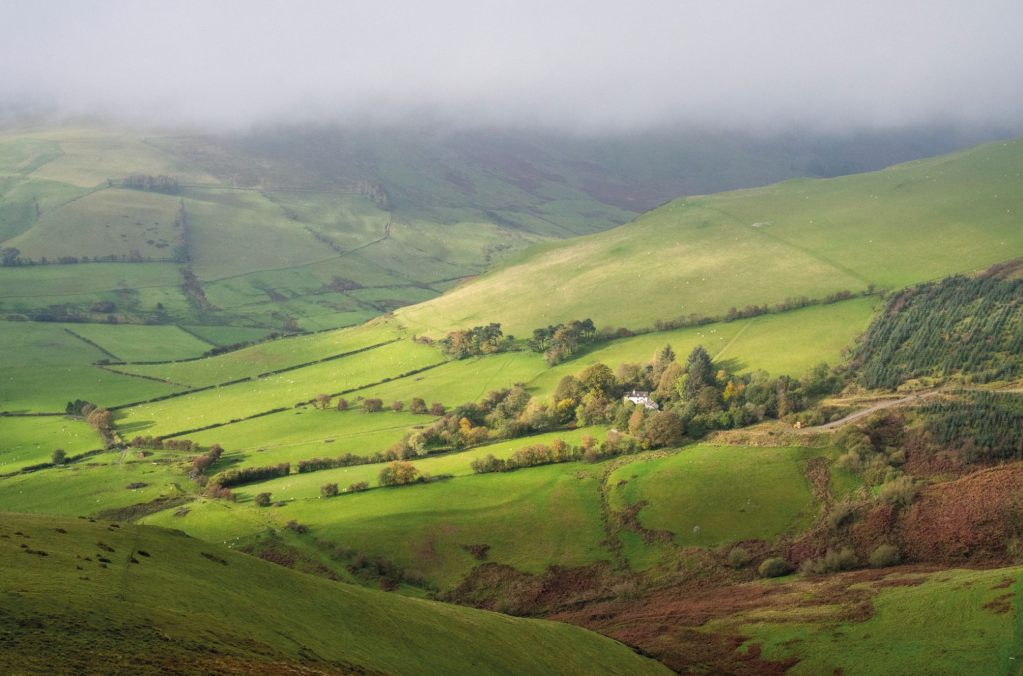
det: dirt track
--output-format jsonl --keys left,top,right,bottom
{"left": 816, "top": 392, "right": 942, "bottom": 429}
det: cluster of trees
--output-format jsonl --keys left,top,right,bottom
{"left": 297, "top": 450, "right": 409, "bottom": 473}
{"left": 120, "top": 174, "right": 180, "bottom": 194}
{"left": 835, "top": 412, "right": 907, "bottom": 484}
{"left": 192, "top": 445, "right": 225, "bottom": 476}
{"left": 128, "top": 436, "right": 199, "bottom": 452}
{"left": 82, "top": 407, "right": 116, "bottom": 448}
{"left": 208, "top": 463, "right": 290, "bottom": 488}
{"left": 1, "top": 247, "right": 22, "bottom": 267}
{"left": 65, "top": 399, "right": 95, "bottom": 416}
{"left": 549, "top": 344, "right": 832, "bottom": 441}
{"left": 180, "top": 269, "right": 215, "bottom": 311}
{"left": 314, "top": 394, "right": 439, "bottom": 415}
{"left": 378, "top": 460, "right": 426, "bottom": 486}
{"left": 354, "top": 179, "right": 391, "bottom": 210}
{"left": 920, "top": 392, "right": 1023, "bottom": 462}
{"left": 440, "top": 323, "right": 510, "bottom": 359}
{"left": 856, "top": 273, "right": 1023, "bottom": 388}
{"left": 527, "top": 318, "right": 596, "bottom": 365}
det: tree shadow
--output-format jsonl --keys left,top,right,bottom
{"left": 714, "top": 357, "right": 749, "bottom": 373}
{"left": 116, "top": 419, "right": 156, "bottom": 434}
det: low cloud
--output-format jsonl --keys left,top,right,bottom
{"left": 2, "top": 0, "right": 1021, "bottom": 133}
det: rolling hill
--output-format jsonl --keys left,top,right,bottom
{"left": 0, "top": 512, "right": 671, "bottom": 676}
{"left": 398, "top": 136, "right": 1023, "bottom": 336}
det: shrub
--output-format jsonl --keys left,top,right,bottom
{"left": 869, "top": 544, "right": 901, "bottom": 568}
{"left": 391, "top": 400, "right": 405, "bottom": 412}
{"left": 758, "top": 557, "right": 789, "bottom": 578}
{"left": 254, "top": 492, "right": 272, "bottom": 507}
{"left": 878, "top": 476, "right": 918, "bottom": 506}
{"left": 827, "top": 501, "right": 856, "bottom": 530}
{"left": 320, "top": 483, "right": 339, "bottom": 497}
{"left": 363, "top": 398, "right": 383, "bottom": 413}
{"left": 51, "top": 449, "right": 66, "bottom": 465}
{"left": 336, "top": 397, "right": 348, "bottom": 412}
{"left": 347, "top": 481, "right": 369, "bottom": 493}
{"left": 410, "top": 397, "right": 427, "bottom": 414}
{"left": 803, "top": 548, "right": 858, "bottom": 575}
{"left": 727, "top": 547, "right": 751, "bottom": 569}
{"left": 285, "top": 520, "right": 308, "bottom": 534}
{"left": 429, "top": 403, "right": 446, "bottom": 416}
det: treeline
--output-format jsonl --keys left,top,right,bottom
{"left": 440, "top": 323, "right": 512, "bottom": 359}
{"left": 856, "top": 271, "right": 1023, "bottom": 388}
{"left": 208, "top": 463, "right": 290, "bottom": 488}
{"left": 1, "top": 247, "right": 170, "bottom": 267}
{"left": 920, "top": 392, "right": 1023, "bottom": 462}
{"left": 172, "top": 200, "right": 190, "bottom": 263}
{"left": 128, "top": 436, "right": 199, "bottom": 453}
{"left": 120, "top": 174, "right": 180, "bottom": 194}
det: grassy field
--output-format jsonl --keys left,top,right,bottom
{"left": 67, "top": 323, "right": 212, "bottom": 362}
{"left": 0, "top": 415, "right": 99, "bottom": 472}
{"left": 734, "top": 567, "right": 1023, "bottom": 675}
{"left": 399, "top": 137, "right": 1023, "bottom": 336}
{"left": 0, "top": 321, "right": 185, "bottom": 412}
{"left": 114, "top": 338, "right": 443, "bottom": 436}
{"left": 607, "top": 445, "right": 834, "bottom": 552}
{"left": 115, "top": 320, "right": 399, "bottom": 387}
{"left": 0, "top": 511, "right": 672, "bottom": 676}
{"left": 149, "top": 457, "right": 611, "bottom": 589}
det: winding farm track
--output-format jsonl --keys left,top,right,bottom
{"left": 816, "top": 386, "right": 1023, "bottom": 430}
{"left": 816, "top": 392, "right": 942, "bottom": 429}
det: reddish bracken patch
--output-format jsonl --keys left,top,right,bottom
{"left": 982, "top": 593, "right": 1015, "bottom": 614}
{"left": 991, "top": 578, "right": 1016, "bottom": 590}
{"left": 872, "top": 577, "right": 928, "bottom": 589}
{"left": 902, "top": 465, "right": 1023, "bottom": 565}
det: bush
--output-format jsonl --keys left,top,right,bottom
{"left": 827, "top": 501, "right": 856, "bottom": 529}
{"left": 391, "top": 400, "right": 405, "bottom": 412}
{"left": 363, "top": 398, "right": 383, "bottom": 413}
{"left": 378, "top": 460, "right": 419, "bottom": 487}
{"left": 347, "top": 481, "right": 369, "bottom": 492}
{"left": 727, "top": 547, "right": 751, "bottom": 569}
{"left": 254, "top": 492, "right": 272, "bottom": 507}
{"left": 758, "top": 557, "right": 789, "bottom": 578}
{"left": 803, "top": 548, "right": 858, "bottom": 575}
{"left": 336, "top": 397, "right": 348, "bottom": 412}
{"left": 51, "top": 449, "right": 66, "bottom": 465}
{"left": 869, "top": 544, "right": 901, "bottom": 568}
{"left": 878, "top": 476, "right": 918, "bottom": 506}
{"left": 285, "top": 520, "right": 308, "bottom": 534}
{"left": 320, "top": 483, "right": 339, "bottom": 497}
{"left": 410, "top": 397, "right": 427, "bottom": 414}
{"left": 429, "top": 403, "right": 446, "bottom": 416}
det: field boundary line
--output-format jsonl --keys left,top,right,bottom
{"left": 107, "top": 339, "right": 401, "bottom": 411}
{"left": 159, "top": 360, "right": 447, "bottom": 439}
{"left": 63, "top": 327, "right": 121, "bottom": 361}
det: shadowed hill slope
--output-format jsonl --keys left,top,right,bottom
{"left": 0, "top": 512, "right": 671, "bottom": 676}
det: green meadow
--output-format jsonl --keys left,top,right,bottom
{"left": 736, "top": 567, "right": 1023, "bottom": 675}
{"left": 0, "top": 415, "right": 99, "bottom": 472}
{"left": 66, "top": 323, "right": 212, "bottom": 362}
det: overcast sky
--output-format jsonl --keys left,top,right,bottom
{"left": 2, "top": 0, "right": 1021, "bottom": 132}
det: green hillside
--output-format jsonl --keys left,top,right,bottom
{"left": 0, "top": 512, "right": 671, "bottom": 676}
{"left": 399, "top": 137, "right": 1023, "bottom": 335}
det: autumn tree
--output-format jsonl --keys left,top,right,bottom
{"left": 578, "top": 363, "right": 616, "bottom": 398}
{"left": 320, "top": 482, "right": 339, "bottom": 497}
{"left": 391, "top": 400, "right": 405, "bottom": 412}
{"left": 378, "top": 460, "right": 419, "bottom": 486}
{"left": 314, "top": 393, "right": 332, "bottom": 409}
{"left": 429, "top": 402, "right": 446, "bottom": 416}
{"left": 644, "top": 411, "right": 685, "bottom": 448}
{"left": 363, "top": 398, "right": 383, "bottom": 413}
{"left": 336, "top": 397, "right": 349, "bottom": 412}
{"left": 254, "top": 492, "right": 272, "bottom": 507}
{"left": 410, "top": 397, "right": 427, "bottom": 414}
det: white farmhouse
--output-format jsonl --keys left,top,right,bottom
{"left": 623, "top": 390, "right": 659, "bottom": 410}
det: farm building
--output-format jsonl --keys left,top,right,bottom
{"left": 623, "top": 390, "right": 659, "bottom": 410}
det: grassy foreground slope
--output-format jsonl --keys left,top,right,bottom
{"left": 400, "top": 136, "right": 1023, "bottom": 335}
{"left": 0, "top": 512, "right": 671, "bottom": 676}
